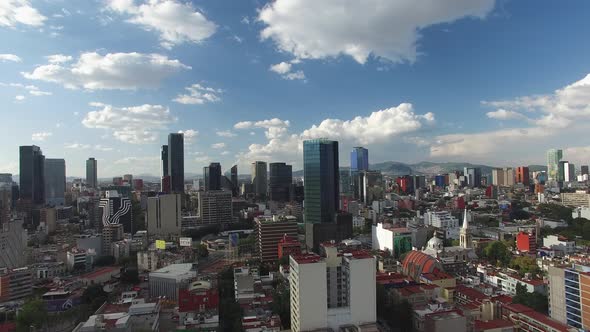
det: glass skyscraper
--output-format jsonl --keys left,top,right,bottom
{"left": 251, "top": 161, "right": 268, "bottom": 198}
{"left": 204, "top": 162, "right": 221, "bottom": 191}
{"left": 547, "top": 148, "right": 563, "bottom": 181}
{"left": 45, "top": 158, "right": 66, "bottom": 206}
{"left": 269, "top": 162, "right": 292, "bottom": 202}
{"left": 303, "top": 139, "right": 339, "bottom": 224}
{"left": 230, "top": 165, "right": 238, "bottom": 196}
{"left": 161, "top": 145, "right": 169, "bottom": 177}
{"left": 350, "top": 146, "right": 369, "bottom": 171}
{"left": 86, "top": 157, "right": 97, "bottom": 189}
{"left": 19, "top": 145, "right": 45, "bottom": 204}
{"left": 168, "top": 133, "right": 184, "bottom": 193}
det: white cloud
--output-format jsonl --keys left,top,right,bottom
{"left": 0, "top": 54, "right": 21, "bottom": 62}
{"left": 234, "top": 121, "right": 253, "bottom": 129}
{"left": 65, "top": 142, "right": 91, "bottom": 149}
{"left": 211, "top": 142, "right": 226, "bottom": 149}
{"left": 32, "top": 131, "right": 52, "bottom": 141}
{"left": 238, "top": 103, "right": 434, "bottom": 168}
{"left": 105, "top": 0, "right": 216, "bottom": 48}
{"left": 23, "top": 52, "right": 190, "bottom": 90}
{"left": 14, "top": 95, "right": 25, "bottom": 101}
{"left": 220, "top": 151, "right": 230, "bottom": 156}
{"left": 0, "top": 0, "right": 46, "bottom": 28}
{"left": 0, "top": 82, "right": 52, "bottom": 96}
{"left": 269, "top": 61, "right": 305, "bottom": 80}
{"left": 216, "top": 130, "right": 236, "bottom": 138}
{"left": 178, "top": 129, "right": 198, "bottom": 144}
{"left": 114, "top": 156, "right": 159, "bottom": 164}
{"left": 82, "top": 103, "right": 175, "bottom": 144}
{"left": 94, "top": 145, "right": 113, "bottom": 151}
{"left": 258, "top": 0, "right": 495, "bottom": 64}
{"left": 46, "top": 54, "right": 72, "bottom": 64}
{"left": 173, "top": 83, "right": 222, "bottom": 105}
{"left": 486, "top": 109, "right": 526, "bottom": 120}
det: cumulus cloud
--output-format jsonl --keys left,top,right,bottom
{"left": 14, "top": 95, "right": 25, "bottom": 101}
{"left": 0, "top": 0, "right": 47, "bottom": 27}
{"left": 82, "top": 103, "right": 175, "bottom": 144}
{"left": 65, "top": 143, "right": 91, "bottom": 149}
{"left": 46, "top": 54, "right": 72, "bottom": 64}
{"left": 269, "top": 61, "right": 305, "bottom": 80}
{"left": 105, "top": 0, "right": 216, "bottom": 48}
{"left": 173, "top": 83, "right": 222, "bottom": 105}
{"left": 32, "top": 131, "right": 52, "bottom": 141}
{"left": 486, "top": 109, "right": 526, "bottom": 120}
{"left": 216, "top": 130, "right": 236, "bottom": 137}
{"left": 238, "top": 103, "right": 434, "bottom": 168}
{"left": 23, "top": 52, "right": 190, "bottom": 90}
{"left": 258, "top": 0, "right": 495, "bottom": 64}
{"left": 0, "top": 54, "right": 21, "bottom": 62}
{"left": 178, "top": 129, "right": 198, "bottom": 144}
{"left": 211, "top": 142, "right": 226, "bottom": 149}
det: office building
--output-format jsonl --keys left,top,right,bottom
{"left": 289, "top": 249, "right": 376, "bottom": 332}
{"left": 0, "top": 218, "right": 27, "bottom": 269}
{"left": 251, "top": 161, "right": 268, "bottom": 198}
{"left": 463, "top": 167, "right": 481, "bottom": 188}
{"left": 339, "top": 169, "right": 352, "bottom": 196}
{"left": 516, "top": 166, "right": 530, "bottom": 186}
{"left": 99, "top": 191, "right": 133, "bottom": 232}
{"left": 547, "top": 149, "right": 563, "bottom": 181}
{"left": 230, "top": 165, "right": 238, "bottom": 197}
{"left": 0, "top": 268, "right": 33, "bottom": 302}
{"left": 582, "top": 165, "right": 589, "bottom": 176}
{"left": 149, "top": 263, "right": 197, "bottom": 301}
{"left": 547, "top": 264, "right": 590, "bottom": 330}
{"left": 86, "top": 157, "right": 97, "bottom": 189}
{"left": 19, "top": 145, "right": 45, "bottom": 204}
{"left": 350, "top": 147, "right": 369, "bottom": 172}
{"left": 357, "top": 170, "right": 383, "bottom": 205}
{"left": 203, "top": 162, "right": 221, "bottom": 191}
{"left": 372, "top": 223, "right": 412, "bottom": 258}
{"left": 561, "top": 191, "right": 590, "bottom": 207}
{"left": 197, "top": 190, "right": 232, "bottom": 224}
{"left": 562, "top": 161, "right": 575, "bottom": 182}
{"left": 168, "top": 133, "right": 184, "bottom": 194}
{"left": 516, "top": 231, "right": 536, "bottom": 253}
{"left": 254, "top": 216, "right": 298, "bottom": 262}
{"left": 102, "top": 224, "right": 124, "bottom": 255}
{"left": 303, "top": 139, "right": 339, "bottom": 224}
{"left": 161, "top": 145, "right": 169, "bottom": 177}
{"left": 0, "top": 189, "right": 11, "bottom": 226}
{"left": 147, "top": 194, "right": 182, "bottom": 238}
{"left": 44, "top": 158, "right": 66, "bottom": 206}
{"left": 268, "top": 162, "right": 292, "bottom": 202}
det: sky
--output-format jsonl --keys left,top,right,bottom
{"left": 1, "top": 0, "right": 590, "bottom": 177}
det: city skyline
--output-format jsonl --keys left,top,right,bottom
{"left": 2, "top": 1, "right": 590, "bottom": 177}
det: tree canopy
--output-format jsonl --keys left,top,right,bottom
{"left": 483, "top": 241, "right": 511, "bottom": 266}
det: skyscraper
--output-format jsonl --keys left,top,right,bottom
{"left": 99, "top": 191, "right": 132, "bottom": 233}
{"left": 582, "top": 165, "right": 589, "bottom": 176}
{"left": 230, "top": 165, "right": 238, "bottom": 197}
{"left": 269, "top": 162, "right": 292, "bottom": 202}
{"left": 86, "top": 158, "right": 97, "bottom": 189}
{"left": 515, "top": 166, "right": 530, "bottom": 186}
{"left": 463, "top": 167, "right": 481, "bottom": 188}
{"left": 350, "top": 147, "right": 369, "bottom": 172}
{"left": 251, "top": 161, "right": 268, "bottom": 198}
{"left": 168, "top": 133, "right": 184, "bottom": 193}
{"left": 44, "top": 158, "right": 66, "bottom": 206}
{"left": 203, "top": 162, "right": 221, "bottom": 191}
{"left": 303, "top": 139, "right": 339, "bottom": 224}
{"left": 547, "top": 148, "right": 563, "bottom": 181}
{"left": 19, "top": 145, "right": 45, "bottom": 204}
{"left": 161, "top": 145, "right": 169, "bottom": 177}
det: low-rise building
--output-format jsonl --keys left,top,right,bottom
{"left": 0, "top": 267, "right": 33, "bottom": 302}
{"left": 149, "top": 263, "right": 197, "bottom": 301}
{"left": 542, "top": 235, "right": 575, "bottom": 255}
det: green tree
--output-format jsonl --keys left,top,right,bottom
{"left": 82, "top": 284, "right": 108, "bottom": 311}
{"left": 483, "top": 241, "right": 511, "bottom": 266}
{"left": 513, "top": 283, "right": 548, "bottom": 314}
{"left": 218, "top": 268, "right": 244, "bottom": 332}
{"left": 270, "top": 280, "right": 291, "bottom": 329}
{"left": 16, "top": 299, "right": 48, "bottom": 332}
{"left": 510, "top": 256, "right": 541, "bottom": 277}
{"left": 583, "top": 222, "right": 590, "bottom": 241}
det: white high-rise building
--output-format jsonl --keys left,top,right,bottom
{"left": 147, "top": 194, "right": 182, "bottom": 237}
{"left": 423, "top": 210, "right": 459, "bottom": 229}
{"left": 289, "top": 246, "right": 376, "bottom": 332}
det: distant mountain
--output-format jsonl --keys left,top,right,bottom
{"left": 293, "top": 161, "right": 548, "bottom": 177}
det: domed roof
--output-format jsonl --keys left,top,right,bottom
{"left": 401, "top": 250, "right": 444, "bottom": 281}
{"left": 427, "top": 236, "right": 444, "bottom": 250}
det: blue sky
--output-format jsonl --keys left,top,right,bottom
{"left": 1, "top": 0, "right": 590, "bottom": 177}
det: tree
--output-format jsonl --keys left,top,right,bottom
{"left": 131, "top": 199, "right": 145, "bottom": 231}
{"left": 82, "top": 284, "right": 108, "bottom": 311}
{"left": 483, "top": 241, "right": 511, "bottom": 266}
{"left": 583, "top": 222, "right": 590, "bottom": 241}
{"left": 270, "top": 280, "right": 290, "bottom": 329}
{"left": 16, "top": 299, "right": 48, "bottom": 332}
{"left": 513, "top": 283, "right": 548, "bottom": 314}
{"left": 218, "top": 268, "right": 244, "bottom": 332}
{"left": 120, "top": 268, "right": 140, "bottom": 285}
{"left": 94, "top": 255, "right": 116, "bottom": 267}
{"left": 510, "top": 256, "right": 541, "bottom": 277}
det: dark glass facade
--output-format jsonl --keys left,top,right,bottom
{"left": 44, "top": 158, "right": 66, "bottom": 206}
{"left": 168, "top": 133, "right": 184, "bottom": 193}
{"left": 19, "top": 145, "right": 45, "bottom": 204}
{"left": 86, "top": 158, "right": 97, "bottom": 189}
{"left": 204, "top": 162, "right": 221, "bottom": 191}
{"left": 303, "top": 139, "right": 339, "bottom": 224}
{"left": 230, "top": 165, "right": 238, "bottom": 196}
{"left": 161, "top": 145, "right": 169, "bottom": 177}
{"left": 269, "top": 162, "right": 292, "bottom": 202}
{"left": 350, "top": 147, "right": 369, "bottom": 171}
{"left": 251, "top": 161, "right": 268, "bottom": 198}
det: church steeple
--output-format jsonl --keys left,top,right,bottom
{"left": 460, "top": 208, "right": 472, "bottom": 249}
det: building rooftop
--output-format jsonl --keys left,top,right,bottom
{"left": 80, "top": 266, "right": 120, "bottom": 280}
{"left": 474, "top": 319, "right": 514, "bottom": 330}
{"left": 150, "top": 263, "right": 196, "bottom": 280}
{"left": 292, "top": 253, "right": 322, "bottom": 264}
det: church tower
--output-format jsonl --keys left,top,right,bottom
{"left": 460, "top": 208, "right": 472, "bottom": 249}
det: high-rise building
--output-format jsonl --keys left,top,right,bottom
{"left": 99, "top": 191, "right": 133, "bottom": 233}
{"left": 203, "top": 162, "right": 221, "bottom": 191}
{"left": 86, "top": 157, "right": 97, "bottom": 189}
{"left": 19, "top": 145, "right": 45, "bottom": 204}
{"left": 339, "top": 169, "right": 352, "bottom": 196}
{"left": 44, "top": 158, "right": 66, "bottom": 206}
{"left": 289, "top": 248, "right": 376, "bottom": 332}
{"left": 515, "top": 166, "right": 530, "bottom": 186}
{"left": 168, "top": 133, "right": 184, "bottom": 194}
{"left": 548, "top": 264, "right": 590, "bottom": 330}
{"left": 582, "top": 165, "right": 589, "bottom": 176}
{"left": 255, "top": 216, "right": 298, "bottom": 262}
{"left": 147, "top": 194, "right": 182, "bottom": 238}
{"left": 463, "top": 167, "right": 481, "bottom": 188}
{"left": 547, "top": 149, "right": 563, "bottom": 181}
{"left": 197, "top": 190, "right": 232, "bottom": 224}
{"left": 230, "top": 165, "right": 238, "bottom": 197}
{"left": 566, "top": 162, "right": 575, "bottom": 182}
{"left": 251, "top": 161, "right": 268, "bottom": 198}
{"left": 357, "top": 170, "right": 383, "bottom": 204}
{"left": 350, "top": 147, "right": 369, "bottom": 172}
{"left": 123, "top": 174, "right": 133, "bottom": 185}
{"left": 161, "top": 145, "right": 169, "bottom": 177}
{"left": 303, "top": 139, "right": 339, "bottom": 224}
{"left": 269, "top": 162, "right": 292, "bottom": 202}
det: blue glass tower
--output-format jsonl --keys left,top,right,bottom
{"left": 350, "top": 147, "right": 369, "bottom": 171}
{"left": 303, "top": 139, "right": 339, "bottom": 224}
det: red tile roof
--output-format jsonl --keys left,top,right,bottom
{"left": 474, "top": 319, "right": 515, "bottom": 331}
{"left": 81, "top": 266, "right": 120, "bottom": 280}
{"left": 521, "top": 310, "right": 571, "bottom": 332}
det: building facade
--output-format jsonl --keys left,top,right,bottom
{"left": 168, "top": 133, "right": 184, "bottom": 194}
{"left": 251, "top": 161, "right": 268, "bottom": 198}
{"left": 147, "top": 194, "right": 182, "bottom": 238}
{"left": 269, "top": 162, "right": 292, "bottom": 202}
{"left": 44, "top": 158, "right": 66, "bottom": 206}
{"left": 203, "top": 162, "right": 221, "bottom": 191}
{"left": 255, "top": 216, "right": 298, "bottom": 262}
{"left": 86, "top": 157, "right": 97, "bottom": 189}
{"left": 547, "top": 149, "right": 563, "bottom": 182}
{"left": 197, "top": 190, "right": 232, "bottom": 224}
{"left": 19, "top": 145, "right": 45, "bottom": 204}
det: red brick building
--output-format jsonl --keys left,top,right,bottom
{"left": 516, "top": 167, "right": 530, "bottom": 186}
{"left": 516, "top": 231, "right": 536, "bottom": 253}
{"left": 277, "top": 235, "right": 301, "bottom": 260}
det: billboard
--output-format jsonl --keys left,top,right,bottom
{"left": 179, "top": 237, "right": 192, "bottom": 247}
{"left": 155, "top": 240, "right": 166, "bottom": 250}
